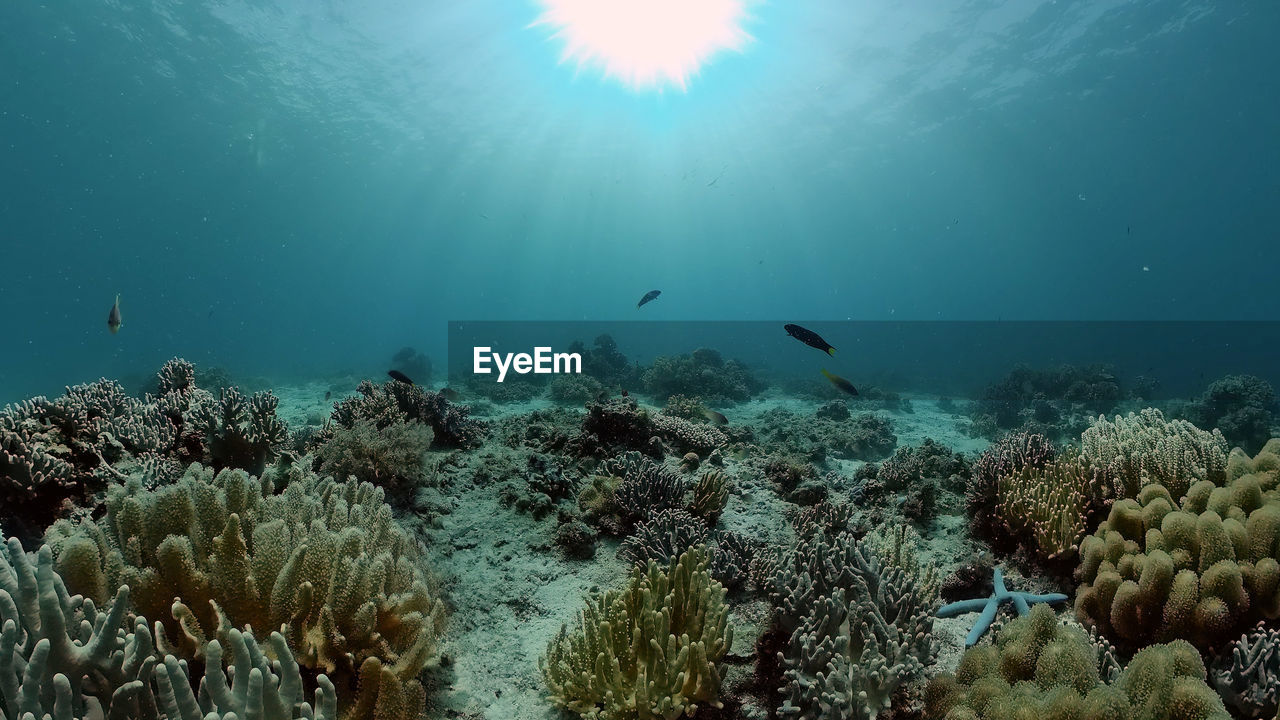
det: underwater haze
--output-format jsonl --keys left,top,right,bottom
{"left": 2, "top": 1, "right": 1278, "bottom": 399}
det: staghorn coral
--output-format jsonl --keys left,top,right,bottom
{"left": 1080, "top": 408, "right": 1228, "bottom": 502}
{"left": 45, "top": 463, "right": 444, "bottom": 718}
{"left": 767, "top": 528, "right": 938, "bottom": 720}
{"left": 1074, "top": 440, "right": 1280, "bottom": 653}
{"left": 192, "top": 386, "right": 289, "bottom": 475}
{"left": 994, "top": 449, "right": 1110, "bottom": 567}
{"left": 540, "top": 545, "right": 733, "bottom": 719}
{"left": 926, "top": 603, "right": 1230, "bottom": 720}
{"left": 618, "top": 509, "right": 709, "bottom": 569}
{"left": 606, "top": 452, "right": 689, "bottom": 530}
{"left": 326, "top": 378, "right": 485, "bottom": 449}
{"left": 1210, "top": 621, "right": 1280, "bottom": 718}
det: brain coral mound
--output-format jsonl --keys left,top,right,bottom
{"left": 926, "top": 603, "right": 1230, "bottom": 720}
{"left": 539, "top": 544, "right": 733, "bottom": 719}
{"left": 43, "top": 462, "right": 445, "bottom": 718}
{"left": 1074, "top": 439, "right": 1280, "bottom": 653}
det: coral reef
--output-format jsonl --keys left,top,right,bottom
{"left": 972, "top": 363, "right": 1123, "bottom": 440}
{"left": 325, "top": 378, "right": 485, "bottom": 449}
{"left": 994, "top": 449, "right": 1109, "bottom": 567}
{"left": 1188, "top": 374, "right": 1277, "bottom": 454}
{"left": 765, "top": 527, "right": 938, "bottom": 720}
{"left": 1074, "top": 440, "right": 1280, "bottom": 653}
{"left": 926, "top": 603, "right": 1230, "bottom": 720}
{"left": 936, "top": 566, "right": 1068, "bottom": 646}
{"left": 967, "top": 431, "right": 1056, "bottom": 549}
{"left": 688, "top": 469, "right": 730, "bottom": 524}
{"left": 619, "top": 508, "right": 709, "bottom": 568}
{"left": 867, "top": 438, "right": 971, "bottom": 493}
{"left": 540, "top": 545, "right": 733, "bottom": 719}
{"left": 754, "top": 408, "right": 898, "bottom": 464}
{"left": 641, "top": 348, "right": 765, "bottom": 407}
{"left": 315, "top": 419, "right": 434, "bottom": 497}
{"left": 565, "top": 334, "right": 640, "bottom": 388}
{"left": 44, "top": 463, "right": 444, "bottom": 715}
{"left": 574, "top": 397, "right": 726, "bottom": 459}
{"left": 193, "top": 386, "right": 290, "bottom": 475}
{"left": 1210, "top": 621, "right": 1279, "bottom": 718}
{"left": 548, "top": 374, "right": 607, "bottom": 405}
{"left": 1080, "top": 407, "right": 1228, "bottom": 502}
{"left": 0, "top": 537, "right": 337, "bottom": 720}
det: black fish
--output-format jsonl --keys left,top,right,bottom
{"left": 324, "top": 391, "right": 332, "bottom": 401}
{"left": 637, "top": 290, "right": 661, "bottom": 308}
{"left": 107, "top": 295, "right": 122, "bottom": 334}
{"left": 388, "top": 370, "right": 414, "bottom": 385}
{"left": 785, "top": 324, "right": 835, "bottom": 356}
{"left": 821, "top": 368, "right": 858, "bottom": 396}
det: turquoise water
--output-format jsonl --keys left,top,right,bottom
{"left": 1, "top": 1, "right": 1277, "bottom": 398}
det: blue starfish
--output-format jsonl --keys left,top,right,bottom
{"left": 937, "top": 566, "right": 1068, "bottom": 646}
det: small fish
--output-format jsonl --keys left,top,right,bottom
{"left": 637, "top": 290, "right": 661, "bottom": 309}
{"left": 702, "top": 409, "right": 728, "bottom": 426}
{"left": 440, "top": 387, "right": 461, "bottom": 402}
{"left": 785, "top": 324, "right": 835, "bottom": 356}
{"left": 820, "top": 368, "right": 859, "bottom": 397}
{"left": 107, "top": 295, "right": 122, "bottom": 334}
{"left": 388, "top": 370, "right": 414, "bottom": 385}
{"left": 324, "top": 391, "right": 332, "bottom": 401}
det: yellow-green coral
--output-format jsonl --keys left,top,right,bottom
{"left": 1075, "top": 441, "right": 1280, "bottom": 652}
{"left": 996, "top": 450, "right": 1108, "bottom": 565}
{"left": 926, "top": 604, "right": 1230, "bottom": 720}
{"left": 45, "top": 462, "right": 445, "bottom": 718}
{"left": 540, "top": 544, "right": 733, "bottom": 719}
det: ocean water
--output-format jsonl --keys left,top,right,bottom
{"left": 2, "top": 1, "right": 1279, "bottom": 719}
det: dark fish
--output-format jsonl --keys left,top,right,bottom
{"left": 107, "top": 294, "right": 123, "bottom": 334}
{"left": 324, "top": 391, "right": 332, "bottom": 401}
{"left": 702, "top": 409, "right": 728, "bottom": 426}
{"left": 785, "top": 324, "right": 835, "bottom": 356}
{"left": 388, "top": 370, "right": 414, "bottom": 385}
{"left": 821, "top": 368, "right": 858, "bottom": 396}
{"left": 440, "top": 387, "right": 461, "bottom": 402}
{"left": 637, "top": 290, "right": 661, "bottom": 308}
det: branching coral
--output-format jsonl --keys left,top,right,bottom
{"left": 0, "top": 537, "right": 335, "bottom": 720}
{"left": 192, "top": 386, "right": 289, "bottom": 475}
{"left": 326, "top": 379, "right": 485, "bottom": 449}
{"left": 1081, "top": 408, "right": 1228, "bottom": 502}
{"left": 926, "top": 603, "right": 1230, "bottom": 720}
{"left": 540, "top": 545, "right": 733, "bottom": 719}
{"left": 766, "top": 528, "right": 938, "bottom": 720}
{"left": 967, "top": 430, "right": 1056, "bottom": 547}
{"left": 45, "top": 463, "right": 444, "bottom": 718}
{"left": 687, "top": 469, "right": 729, "bottom": 524}
{"left": 1074, "top": 439, "right": 1280, "bottom": 653}
{"left": 1210, "top": 621, "right": 1280, "bottom": 718}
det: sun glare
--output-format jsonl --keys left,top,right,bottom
{"left": 532, "top": 0, "right": 752, "bottom": 92}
